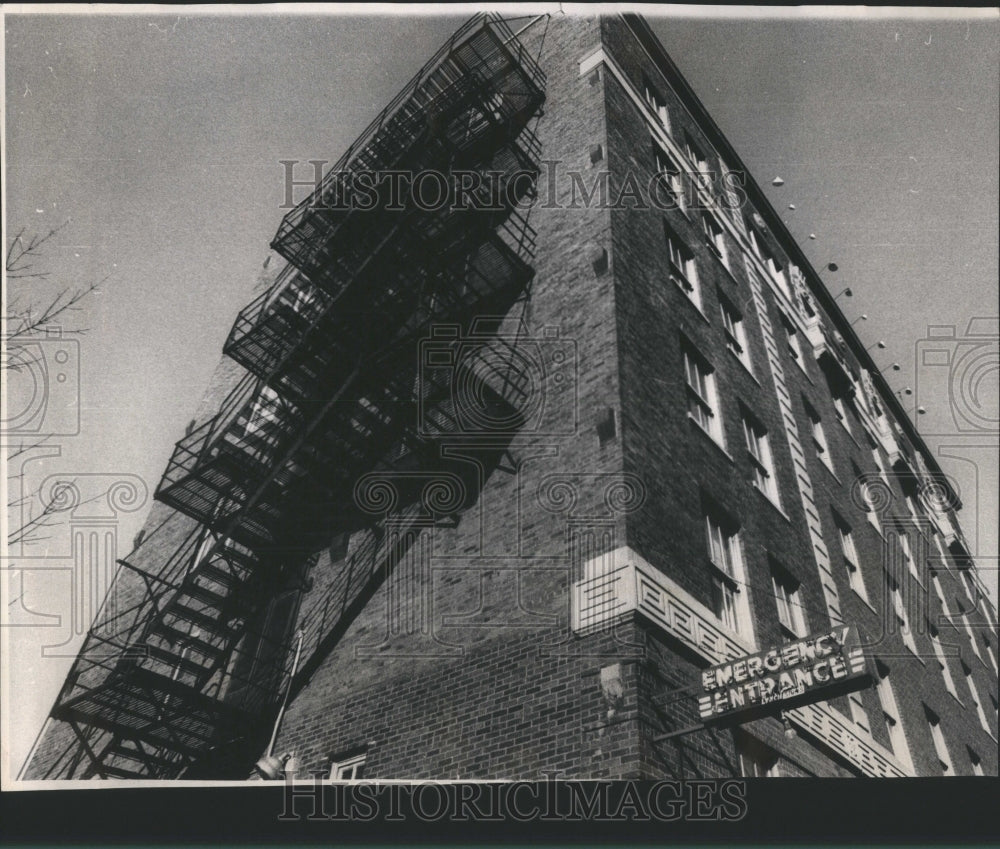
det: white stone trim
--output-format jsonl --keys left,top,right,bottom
{"left": 572, "top": 546, "right": 912, "bottom": 777}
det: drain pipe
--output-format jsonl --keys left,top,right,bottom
{"left": 257, "top": 628, "right": 304, "bottom": 777}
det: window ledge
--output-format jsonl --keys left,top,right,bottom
{"left": 753, "top": 483, "right": 790, "bottom": 522}
{"left": 687, "top": 414, "right": 735, "bottom": 463}
{"left": 818, "top": 457, "right": 841, "bottom": 486}
{"left": 851, "top": 587, "right": 878, "bottom": 615}
{"left": 670, "top": 278, "right": 711, "bottom": 325}
{"left": 728, "top": 349, "right": 761, "bottom": 386}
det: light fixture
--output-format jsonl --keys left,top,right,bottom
{"left": 809, "top": 233, "right": 817, "bottom": 240}
{"left": 788, "top": 204, "right": 796, "bottom": 210}
{"left": 834, "top": 286, "right": 852, "bottom": 300}
{"left": 827, "top": 263, "right": 839, "bottom": 273}
{"left": 772, "top": 176, "right": 785, "bottom": 186}
{"left": 780, "top": 711, "right": 797, "bottom": 739}
{"left": 255, "top": 753, "right": 288, "bottom": 781}
{"left": 917, "top": 406, "right": 927, "bottom": 415}
{"left": 851, "top": 314, "right": 868, "bottom": 326}
{"left": 896, "top": 386, "right": 913, "bottom": 397}
{"left": 865, "top": 340, "right": 887, "bottom": 352}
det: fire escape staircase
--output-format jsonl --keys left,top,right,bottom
{"left": 44, "top": 13, "right": 545, "bottom": 779}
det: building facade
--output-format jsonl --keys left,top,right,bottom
{"left": 22, "top": 13, "right": 999, "bottom": 781}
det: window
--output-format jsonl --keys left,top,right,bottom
{"left": 748, "top": 228, "right": 790, "bottom": 297}
{"left": 928, "top": 624, "right": 958, "bottom": 698}
{"left": 897, "top": 531, "right": 920, "bottom": 582}
{"left": 771, "top": 561, "right": 807, "bottom": 638}
{"left": 705, "top": 505, "right": 750, "bottom": 637}
{"left": 847, "top": 692, "right": 871, "bottom": 734}
{"left": 871, "top": 440, "right": 890, "bottom": 482}
{"left": 968, "top": 748, "right": 984, "bottom": 776}
{"left": 721, "top": 297, "right": 753, "bottom": 372}
{"left": 962, "top": 662, "right": 991, "bottom": 735}
{"left": 328, "top": 752, "right": 366, "bottom": 781}
{"left": 782, "top": 313, "right": 805, "bottom": 367}
{"left": 735, "top": 733, "right": 780, "bottom": 777}
{"left": 929, "top": 571, "right": 952, "bottom": 622}
{"left": 834, "top": 513, "right": 869, "bottom": 604}
{"left": 664, "top": 222, "right": 700, "bottom": 307}
{"left": 702, "top": 213, "right": 729, "bottom": 267}
{"left": 685, "top": 132, "right": 710, "bottom": 173}
{"left": 683, "top": 344, "right": 724, "bottom": 444}
{"left": 643, "top": 76, "right": 671, "bottom": 132}
{"left": 961, "top": 610, "right": 983, "bottom": 661}
{"left": 652, "top": 139, "right": 685, "bottom": 211}
{"left": 853, "top": 462, "right": 882, "bottom": 534}
{"left": 888, "top": 573, "right": 918, "bottom": 655}
{"left": 832, "top": 395, "right": 853, "bottom": 434}
{"left": 875, "top": 662, "right": 914, "bottom": 773}
{"left": 983, "top": 636, "right": 998, "bottom": 675}
{"left": 743, "top": 411, "right": 779, "bottom": 503}
{"left": 924, "top": 705, "right": 954, "bottom": 774}
{"left": 804, "top": 398, "right": 833, "bottom": 472}
{"left": 959, "top": 567, "right": 978, "bottom": 604}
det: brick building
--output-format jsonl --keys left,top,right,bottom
{"left": 22, "top": 12, "right": 998, "bottom": 781}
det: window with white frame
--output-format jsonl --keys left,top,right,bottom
{"left": 685, "top": 132, "right": 710, "bottom": 174}
{"left": 852, "top": 462, "right": 882, "bottom": 533}
{"left": 870, "top": 438, "right": 891, "bottom": 482}
{"left": 735, "top": 732, "right": 780, "bottom": 777}
{"left": 923, "top": 705, "right": 954, "bottom": 774}
{"left": 897, "top": 531, "right": 920, "bottom": 583}
{"left": 960, "top": 609, "right": 983, "bottom": 661}
{"left": 962, "top": 661, "right": 992, "bottom": 735}
{"left": 702, "top": 213, "right": 729, "bottom": 267}
{"left": 328, "top": 751, "right": 366, "bottom": 781}
{"left": 652, "top": 139, "right": 685, "bottom": 211}
{"left": 832, "top": 394, "right": 853, "bottom": 434}
{"left": 771, "top": 560, "right": 807, "bottom": 639}
{"left": 983, "top": 636, "right": 998, "bottom": 675}
{"left": 888, "top": 573, "right": 918, "bottom": 655}
{"left": 968, "top": 747, "right": 985, "bottom": 776}
{"left": 705, "top": 504, "right": 751, "bottom": 638}
{"left": 683, "top": 343, "right": 724, "bottom": 445}
{"left": 720, "top": 296, "right": 753, "bottom": 372}
{"left": 742, "top": 410, "right": 779, "bottom": 504}
{"left": 875, "top": 662, "right": 914, "bottom": 773}
{"left": 643, "top": 76, "right": 671, "bottom": 133}
{"left": 664, "top": 221, "right": 701, "bottom": 308}
{"left": 783, "top": 314, "right": 806, "bottom": 368}
{"left": 747, "top": 228, "right": 790, "bottom": 297}
{"left": 959, "top": 566, "right": 978, "bottom": 604}
{"left": 929, "top": 570, "right": 952, "bottom": 622}
{"left": 804, "top": 399, "right": 833, "bottom": 472}
{"left": 847, "top": 692, "right": 871, "bottom": 734}
{"left": 928, "top": 624, "right": 959, "bottom": 699}
{"left": 834, "top": 513, "right": 869, "bottom": 604}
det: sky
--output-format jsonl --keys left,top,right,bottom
{"left": 2, "top": 4, "right": 998, "bottom": 778}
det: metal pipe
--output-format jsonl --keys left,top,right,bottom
{"left": 266, "top": 629, "right": 304, "bottom": 758}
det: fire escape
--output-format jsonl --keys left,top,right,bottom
{"left": 41, "top": 14, "right": 545, "bottom": 780}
